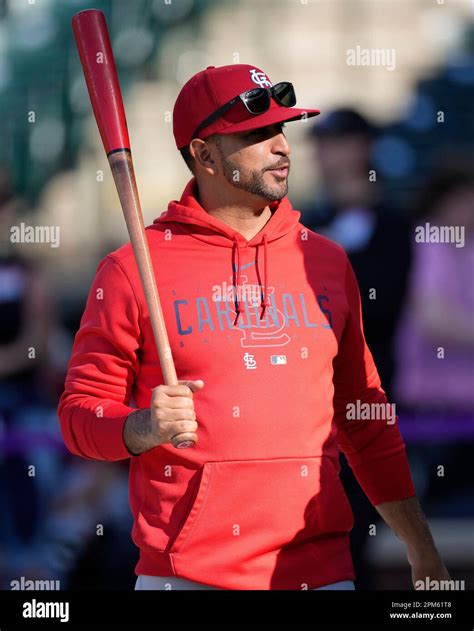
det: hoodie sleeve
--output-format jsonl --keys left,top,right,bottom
{"left": 332, "top": 255, "right": 416, "bottom": 506}
{"left": 57, "top": 254, "right": 142, "bottom": 461}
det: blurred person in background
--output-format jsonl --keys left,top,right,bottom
{"left": 0, "top": 165, "right": 56, "bottom": 580}
{"left": 305, "top": 108, "right": 412, "bottom": 396}
{"left": 0, "top": 166, "right": 135, "bottom": 589}
{"left": 304, "top": 110, "right": 413, "bottom": 588}
{"left": 394, "top": 162, "right": 474, "bottom": 415}
{"left": 392, "top": 162, "right": 474, "bottom": 546}
{"left": 0, "top": 166, "right": 53, "bottom": 399}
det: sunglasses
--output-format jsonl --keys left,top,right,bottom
{"left": 193, "top": 81, "right": 296, "bottom": 139}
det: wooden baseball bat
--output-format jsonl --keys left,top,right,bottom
{"left": 72, "top": 9, "right": 195, "bottom": 449}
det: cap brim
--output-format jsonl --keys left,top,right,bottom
{"left": 213, "top": 107, "right": 320, "bottom": 137}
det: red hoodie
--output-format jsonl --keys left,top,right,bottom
{"left": 58, "top": 178, "right": 415, "bottom": 590}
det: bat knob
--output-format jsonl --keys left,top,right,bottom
{"left": 176, "top": 440, "right": 194, "bottom": 449}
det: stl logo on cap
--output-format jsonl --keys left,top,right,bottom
{"left": 249, "top": 68, "right": 272, "bottom": 88}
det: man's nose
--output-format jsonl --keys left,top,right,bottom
{"left": 272, "top": 132, "right": 291, "bottom": 157}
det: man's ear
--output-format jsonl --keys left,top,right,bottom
{"left": 190, "top": 138, "right": 218, "bottom": 176}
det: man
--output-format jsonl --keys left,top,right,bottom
{"left": 58, "top": 64, "right": 449, "bottom": 591}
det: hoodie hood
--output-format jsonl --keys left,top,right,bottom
{"left": 154, "top": 178, "right": 301, "bottom": 323}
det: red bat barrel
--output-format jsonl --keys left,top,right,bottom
{"left": 72, "top": 10, "right": 130, "bottom": 154}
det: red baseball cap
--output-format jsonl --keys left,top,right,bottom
{"left": 173, "top": 64, "right": 320, "bottom": 149}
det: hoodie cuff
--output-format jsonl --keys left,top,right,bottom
{"left": 92, "top": 401, "right": 136, "bottom": 461}
{"left": 350, "top": 449, "right": 416, "bottom": 506}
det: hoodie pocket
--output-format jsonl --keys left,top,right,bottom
{"left": 168, "top": 456, "right": 354, "bottom": 558}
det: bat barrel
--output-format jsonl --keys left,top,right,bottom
{"left": 72, "top": 10, "right": 130, "bottom": 154}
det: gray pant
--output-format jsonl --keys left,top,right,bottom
{"left": 135, "top": 575, "right": 355, "bottom": 590}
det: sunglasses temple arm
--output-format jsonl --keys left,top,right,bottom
{"left": 192, "top": 98, "right": 239, "bottom": 140}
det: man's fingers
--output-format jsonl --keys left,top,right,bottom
{"left": 169, "top": 420, "right": 198, "bottom": 435}
{"left": 155, "top": 407, "right": 196, "bottom": 422}
{"left": 148, "top": 380, "right": 203, "bottom": 447}
{"left": 161, "top": 396, "right": 194, "bottom": 409}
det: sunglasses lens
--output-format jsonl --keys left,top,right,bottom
{"left": 273, "top": 82, "right": 296, "bottom": 107}
{"left": 241, "top": 88, "right": 271, "bottom": 114}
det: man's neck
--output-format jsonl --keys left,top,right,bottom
{"left": 197, "top": 185, "right": 273, "bottom": 242}
{"left": 206, "top": 204, "right": 272, "bottom": 241}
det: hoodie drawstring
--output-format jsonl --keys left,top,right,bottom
{"left": 232, "top": 234, "right": 242, "bottom": 325}
{"left": 232, "top": 233, "right": 269, "bottom": 325}
{"left": 260, "top": 234, "right": 269, "bottom": 320}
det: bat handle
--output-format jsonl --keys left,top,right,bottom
{"left": 108, "top": 151, "right": 196, "bottom": 450}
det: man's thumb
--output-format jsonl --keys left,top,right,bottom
{"left": 180, "top": 379, "right": 205, "bottom": 392}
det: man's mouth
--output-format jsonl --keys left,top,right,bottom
{"left": 266, "top": 163, "right": 290, "bottom": 178}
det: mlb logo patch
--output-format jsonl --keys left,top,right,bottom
{"left": 271, "top": 355, "right": 287, "bottom": 365}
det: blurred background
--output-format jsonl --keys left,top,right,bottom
{"left": 0, "top": 0, "right": 473, "bottom": 590}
